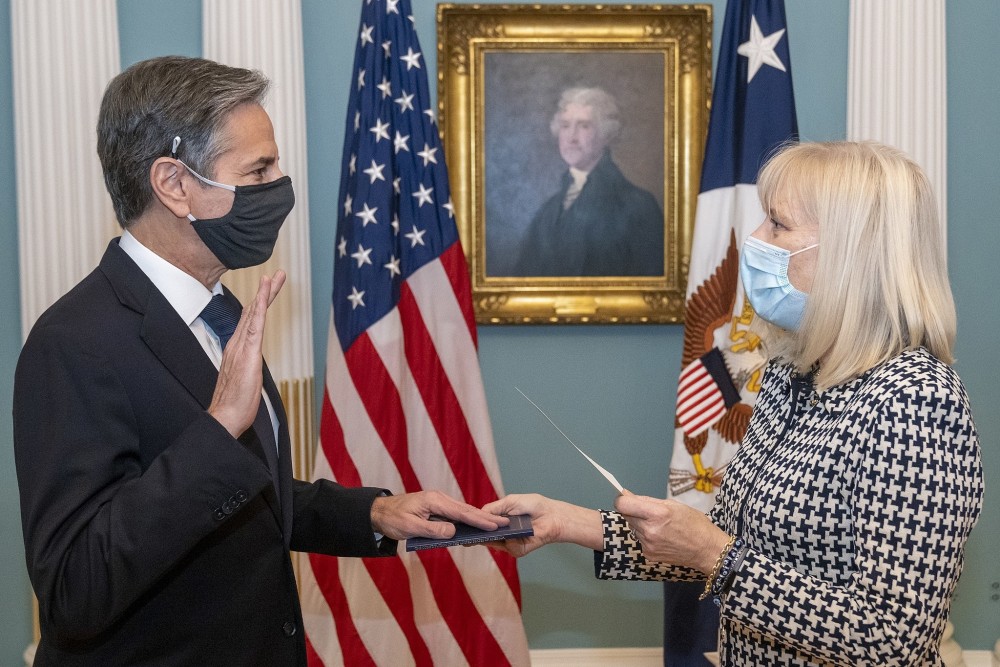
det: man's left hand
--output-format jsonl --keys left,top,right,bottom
{"left": 370, "top": 491, "right": 510, "bottom": 541}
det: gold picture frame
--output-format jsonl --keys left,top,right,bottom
{"left": 437, "top": 4, "right": 712, "bottom": 323}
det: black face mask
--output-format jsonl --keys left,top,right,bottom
{"left": 182, "top": 161, "right": 295, "bottom": 269}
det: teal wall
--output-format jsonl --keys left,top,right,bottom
{"left": 0, "top": 0, "right": 30, "bottom": 665}
{"left": 0, "top": 1, "right": 996, "bottom": 664}
{"left": 945, "top": 0, "right": 1000, "bottom": 641}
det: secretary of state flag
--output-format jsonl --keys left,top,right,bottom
{"left": 665, "top": 0, "right": 798, "bottom": 664}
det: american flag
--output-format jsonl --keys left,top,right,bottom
{"left": 665, "top": 0, "right": 797, "bottom": 661}
{"left": 298, "top": 1, "right": 529, "bottom": 665}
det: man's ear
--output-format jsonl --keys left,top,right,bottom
{"left": 149, "top": 157, "right": 193, "bottom": 219}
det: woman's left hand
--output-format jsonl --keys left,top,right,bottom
{"left": 614, "top": 493, "right": 732, "bottom": 574}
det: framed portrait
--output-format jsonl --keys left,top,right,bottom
{"left": 437, "top": 4, "right": 712, "bottom": 323}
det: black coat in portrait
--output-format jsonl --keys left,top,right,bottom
{"left": 512, "top": 152, "right": 664, "bottom": 277}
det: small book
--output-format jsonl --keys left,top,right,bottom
{"left": 405, "top": 514, "right": 533, "bottom": 552}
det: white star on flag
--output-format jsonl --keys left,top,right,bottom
{"left": 356, "top": 203, "right": 379, "bottom": 227}
{"left": 363, "top": 159, "right": 386, "bottom": 183}
{"left": 394, "top": 91, "right": 414, "bottom": 112}
{"left": 350, "top": 244, "right": 373, "bottom": 267}
{"left": 392, "top": 177, "right": 401, "bottom": 194}
{"left": 359, "top": 23, "right": 374, "bottom": 46}
{"left": 376, "top": 76, "right": 392, "bottom": 99}
{"left": 393, "top": 131, "right": 410, "bottom": 154}
{"left": 404, "top": 226, "right": 426, "bottom": 247}
{"left": 357, "top": 69, "right": 365, "bottom": 90}
{"left": 737, "top": 15, "right": 787, "bottom": 83}
{"left": 443, "top": 198, "right": 455, "bottom": 218}
{"left": 384, "top": 255, "right": 401, "bottom": 277}
{"left": 417, "top": 143, "right": 438, "bottom": 166}
{"left": 349, "top": 154, "right": 357, "bottom": 175}
{"left": 391, "top": 213, "right": 400, "bottom": 234}
{"left": 346, "top": 286, "right": 365, "bottom": 309}
{"left": 337, "top": 236, "right": 347, "bottom": 258}
{"left": 369, "top": 119, "right": 390, "bottom": 142}
{"left": 382, "top": 40, "right": 392, "bottom": 57}
{"left": 401, "top": 46, "right": 421, "bottom": 70}
{"left": 423, "top": 108, "right": 436, "bottom": 124}
{"left": 386, "top": 0, "right": 400, "bottom": 14}
{"left": 343, "top": 193, "right": 353, "bottom": 215}
{"left": 412, "top": 183, "right": 433, "bottom": 206}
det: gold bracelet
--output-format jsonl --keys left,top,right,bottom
{"left": 700, "top": 535, "right": 736, "bottom": 600}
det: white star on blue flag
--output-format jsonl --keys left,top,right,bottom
{"left": 332, "top": 0, "right": 459, "bottom": 350}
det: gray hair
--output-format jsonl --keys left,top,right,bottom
{"left": 549, "top": 87, "right": 622, "bottom": 143}
{"left": 97, "top": 56, "right": 270, "bottom": 228}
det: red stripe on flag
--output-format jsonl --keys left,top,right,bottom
{"left": 684, "top": 401, "right": 727, "bottom": 436}
{"left": 490, "top": 549, "right": 523, "bottom": 609}
{"left": 677, "top": 366, "right": 711, "bottom": 396}
{"left": 439, "top": 240, "right": 477, "bottom": 347}
{"left": 319, "top": 389, "right": 362, "bottom": 486}
{"left": 360, "top": 558, "right": 433, "bottom": 666}
{"left": 307, "top": 553, "right": 375, "bottom": 667}
{"left": 679, "top": 360, "right": 707, "bottom": 382}
{"left": 677, "top": 379, "right": 719, "bottom": 413}
{"left": 397, "top": 284, "right": 497, "bottom": 506}
{"left": 416, "top": 550, "right": 511, "bottom": 666}
{"left": 343, "top": 334, "right": 422, "bottom": 493}
{"left": 319, "top": 389, "right": 432, "bottom": 665}
{"left": 678, "top": 394, "right": 723, "bottom": 428}
{"left": 398, "top": 276, "right": 522, "bottom": 657}
{"left": 339, "top": 328, "right": 510, "bottom": 663}
{"left": 305, "top": 634, "right": 322, "bottom": 666}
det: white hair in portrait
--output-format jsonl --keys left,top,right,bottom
{"left": 549, "top": 86, "right": 622, "bottom": 144}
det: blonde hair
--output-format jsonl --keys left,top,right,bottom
{"left": 754, "top": 141, "right": 955, "bottom": 390}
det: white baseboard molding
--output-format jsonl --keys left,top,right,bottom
{"left": 528, "top": 647, "right": 662, "bottom": 666}
{"left": 528, "top": 647, "right": 1000, "bottom": 667}
{"left": 24, "top": 644, "right": 1000, "bottom": 666}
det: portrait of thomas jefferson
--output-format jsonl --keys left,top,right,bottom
{"left": 510, "top": 87, "right": 665, "bottom": 277}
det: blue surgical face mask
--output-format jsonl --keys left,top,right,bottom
{"left": 739, "top": 236, "right": 819, "bottom": 331}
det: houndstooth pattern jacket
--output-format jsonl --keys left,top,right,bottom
{"left": 595, "top": 347, "right": 983, "bottom": 666}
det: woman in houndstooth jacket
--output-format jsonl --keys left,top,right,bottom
{"left": 486, "top": 141, "right": 983, "bottom": 666}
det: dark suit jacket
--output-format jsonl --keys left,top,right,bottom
{"left": 13, "top": 240, "right": 395, "bottom": 666}
{"left": 513, "top": 152, "right": 664, "bottom": 277}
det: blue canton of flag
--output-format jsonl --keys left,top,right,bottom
{"left": 333, "top": 0, "right": 457, "bottom": 350}
{"left": 665, "top": 1, "right": 797, "bottom": 664}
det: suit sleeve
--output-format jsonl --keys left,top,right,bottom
{"left": 289, "top": 479, "right": 397, "bottom": 556}
{"left": 13, "top": 322, "right": 274, "bottom": 642}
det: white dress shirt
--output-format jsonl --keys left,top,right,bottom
{"left": 118, "top": 231, "right": 279, "bottom": 452}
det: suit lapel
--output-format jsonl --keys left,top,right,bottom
{"left": 263, "top": 363, "right": 294, "bottom": 547}
{"left": 100, "top": 240, "right": 285, "bottom": 529}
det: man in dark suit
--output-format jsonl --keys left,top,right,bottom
{"left": 12, "top": 56, "right": 505, "bottom": 666}
{"left": 512, "top": 87, "right": 664, "bottom": 277}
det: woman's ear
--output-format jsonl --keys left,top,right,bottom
{"left": 149, "top": 157, "right": 192, "bottom": 219}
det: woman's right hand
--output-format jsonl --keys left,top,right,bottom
{"left": 482, "top": 493, "right": 603, "bottom": 557}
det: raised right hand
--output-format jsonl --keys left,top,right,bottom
{"left": 208, "top": 271, "right": 286, "bottom": 437}
{"left": 481, "top": 493, "right": 604, "bottom": 557}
